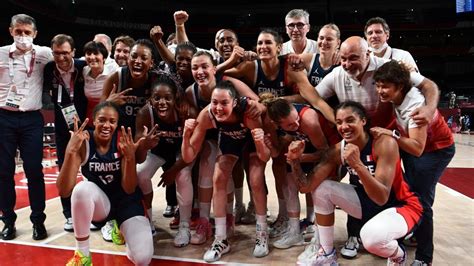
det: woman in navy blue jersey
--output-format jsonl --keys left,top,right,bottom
{"left": 182, "top": 80, "right": 270, "bottom": 262}
{"left": 57, "top": 102, "right": 153, "bottom": 266}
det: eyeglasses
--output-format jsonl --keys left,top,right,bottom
{"left": 286, "top": 22, "right": 306, "bottom": 30}
{"left": 53, "top": 51, "right": 72, "bottom": 57}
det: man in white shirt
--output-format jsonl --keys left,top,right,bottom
{"left": 280, "top": 9, "right": 318, "bottom": 55}
{"left": 0, "top": 14, "right": 53, "bottom": 241}
{"left": 364, "top": 17, "right": 418, "bottom": 72}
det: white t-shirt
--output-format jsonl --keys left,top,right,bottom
{"left": 380, "top": 46, "right": 419, "bottom": 72}
{"left": 83, "top": 62, "right": 119, "bottom": 101}
{"left": 394, "top": 87, "right": 425, "bottom": 134}
{"left": 316, "top": 54, "right": 424, "bottom": 117}
{"left": 280, "top": 39, "right": 318, "bottom": 55}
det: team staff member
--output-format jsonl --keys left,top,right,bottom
{"left": 43, "top": 34, "right": 88, "bottom": 232}
{"left": 0, "top": 14, "right": 52, "bottom": 241}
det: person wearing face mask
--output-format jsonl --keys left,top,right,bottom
{"left": 0, "top": 14, "right": 53, "bottom": 241}
{"left": 364, "top": 17, "right": 418, "bottom": 72}
{"left": 43, "top": 34, "right": 89, "bottom": 233}
{"left": 280, "top": 9, "right": 319, "bottom": 55}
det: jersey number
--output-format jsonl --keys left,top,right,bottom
{"left": 99, "top": 174, "right": 114, "bottom": 185}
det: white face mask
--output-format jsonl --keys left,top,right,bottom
{"left": 368, "top": 42, "right": 388, "bottom": 54}
{"left": 14, "top": 36, "right": 33, "bottom": 50}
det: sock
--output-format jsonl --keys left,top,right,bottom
{"left": 179, "top": 204, "right": 192, "bottom": 224}
{"left": 76, "top": 239, "right": 90, "bottom": 256}
{"left": 278, "top": 198, "right": 288, "bottom": 217}
{"left": 289, "top": 217, "right": 300, "bottom": 234}
{"left": 306, "top": 206, "right": 315, "bottom": 222}
{"left": 318, "top": 224, "right": 334, "bottom": 254}
{"left": 256, "top": 214, "right": 267, "bottom": 231}
{"left": 199, "top": 202, "right": 211, "bottom": 219}
{"left": 215, "top": 217, "right": 227, "bottom": 240}
{"left": 235, "top": 187, "right": 244, "bottom": 207}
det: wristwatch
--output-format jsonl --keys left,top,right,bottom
{"left": 392, "top": 129, "right": 401, "bottom": 140}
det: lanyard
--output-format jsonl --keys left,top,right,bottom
{"left": 55, "top": 67, "right": 77, "bottom": 105}
{"left": 8, "top": 48, "right": 36, "bottom": 89}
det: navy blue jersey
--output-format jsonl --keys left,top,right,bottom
{"left": 117, "top": 66, "right": 153, "bottom": 135}
{"left": 147, "top": 104, "right": 183, "bottom": 161}
{"left": 307, "top": 54, "right": 337, "bottom": 87}
{"left": 254, "top": 57, "right": 293, "bottom": 97}
{"left": 81, "top": 130, "right": 142, "bottom": 203}
{"left": 209, "top": 97, "right": 253, "bottom": 157}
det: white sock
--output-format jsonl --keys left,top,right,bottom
{"left": 76, "top": 239, "right": 90, "bottom": 256}
{"left": 317, "top": 224, "right": 334, "bottom": 254}
{"left": 179, "top": 204, "right": 192, "bottom": 224}
{"left": 199, "top": 202, "right": 211, "bottom": 219}
{"left": 215, "top": 217, "right": 227, "bottom": 240}
{"left": 278, "top": 198, "right": 288, "bottom": 217}
{"left": 289, "top": 217, "right": 300, "bottom": 234}
{"left": 235, "top": 187, "right": 244, "bottom": 207}
{"left": 256, "top": 214, "right": 267, "bottom": 231}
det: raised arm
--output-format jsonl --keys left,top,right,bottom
{"left": 150, "top": 25, "right": 176, "bottom": 65}
{"left": 119, "top": 126, "right": 144, "bottom": 194}
{"left": 174, "top": 10, "right": 190, "bottom": 44}
{"left": 57, "top": 118, "right": 89, "bottom": 198}
{"left": 181, "top": 106, "right": 213, "bottom": 163}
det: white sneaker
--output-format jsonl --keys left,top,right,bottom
{"left": 273, "top": 229, "right": 304, "bottom": 249}
{"left": 89, "top": 223, "right": 100, "bottom": 231}
{"left": 297, "top": 233, "right": 320, "bottom": 265}
{"left": 253, "top": 230, "right": 269, "bottom": 258}
{"left": 269, "top": 215, "right": 288, "bottom": 238}
{"left": 64, "top": 218, "right": 73, "bottom": 232}
{"left": 307, "top": 247, "right": 338, "bottom": 266}
{"left": 340, "top": 236, "right": 360, "bottom": 259}
{"left": 203, "top": 238, "right": 230, "bottom": 262}
{"left": 174, "top": 223, "right": 191, "bottom": 247}
{"left": 101, "top": 220, "right": 114, "bottom": 242}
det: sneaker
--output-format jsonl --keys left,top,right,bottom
{"left": 191, "top": 217, "right": 212, "bottom": 245}
{"left": 241, "top": 201, "right": 256, "bottom": 224}
{"left": 174, "top": 223, "right": 191, "bottom": 247}
{"left": 387, "top": 244, "right": 407, "bottom": 266}
{"left": 273, "top": 229, "right": 304, "bottom": 249}
{"left": 111, "top": 220, "right": 125, "bottom": 245}
{"left": 101, "top": 221, "right": 113, "bottom": 242}
{"left": 269, "top": 215, "right": 289, "bottom": 238}
{"left": 66, "top": 250, "right": 92, "bottom": 266}
{"left": 340, "top": 236, "right": 360, "bottom": 259}
{"left": 234, "top": 204, "right": 246, "bottom": 224}
{"left": 297, "top": 233, "right": 320, "bottom": 265}
{"left": 169, "top": 212, "right": 180, "bottom": 230}
{"left": 149, "top": 220, "right": 157, "bottom": 237}
{"left": 163, "top": 205, "right": 178, "bottom": 218}
{"left": 307, "top": 247, "right": 338, "bottom": 266}
{"left": 226, "top": 214, "right": 235, "bottom": 238}
{"left": 203, "top": 238, "right": 230, "bottom": 263}
{"left": 89, "top": 223, "right": 99, "bottom": 231}
{"left": 253, "top": 230, "right": 269, "bottom": 258}
{"left": 64, "top": 218, "right": 74, "bottom": 232}
{"left": 410, "top": 260, "right": 431, "bottom": 266}
{"left": 300, "top": 218, "right": 315, "bottom": 236}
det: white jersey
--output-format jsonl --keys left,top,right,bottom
{"left": 280, "top": 39, "right": 318, "bottom": 55}
{"left": 394, "top": 87, "right": 425, "bottom": 134}
{"left": 379, "top": 46, "right": 418, "bottom": 72}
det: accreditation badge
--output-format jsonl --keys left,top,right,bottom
{"left": 61, "top": 103, "right": 79, "bottom": 129}
{"left": 5, "top": 85, "right": 24, "bottom": 109}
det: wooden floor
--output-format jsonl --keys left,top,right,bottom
{"left": 2, "top": 134, "right": 474, "bottom": 265}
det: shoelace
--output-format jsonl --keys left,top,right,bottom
{"left": 345, "top": 237, "right": 358, "bottom": 249}
{"left": 212, "top": 240, "right": 227, "bottom": 252}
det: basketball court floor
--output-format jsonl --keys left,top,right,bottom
{"left": 0, "top": 134, "right": 473, "bottom": 265}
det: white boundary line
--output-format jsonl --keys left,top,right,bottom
{"left": 0, "top": 239, "right": 259, "bottom": 265}
{"left": 438, "top": 183, "right": 473, "bottom": 201}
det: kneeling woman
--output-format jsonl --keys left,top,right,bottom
{"left": 182, "top": 80, "right": 270, "bottom": 262}
{"left": 290, "top": 101, "right": 423, "bottom": 265}
{"left": 57, "top": 102, "right": 153, "bottom": 266}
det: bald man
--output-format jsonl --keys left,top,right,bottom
{"left": 296, "top": 36, "right": 439, "bottom": 264}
